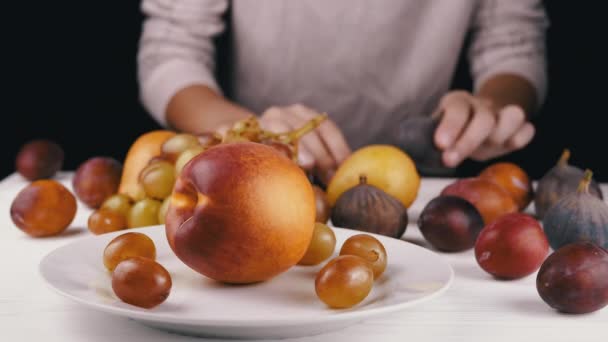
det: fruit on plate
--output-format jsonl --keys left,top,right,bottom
{"left": 10, "top": 180, "right": 77, "bottom": 237}
{"left": 327, "top": 145, "right": 420, "bottom": 208}
{"left": 298, "top": 223, "right": 336, "bottom": 266}
{"left": 103, "top": 232, "right": 156, "bottom": 272}
{"left": 175, "top": 145, "right": 206, "bottom": 175}
{"left": 339, "top": 234, "right": 387, "bottom": 278}
{"left": 73, "top": 157, "right": 123, "bottom": 208}
{"left": 165, "top": 142, "right": 315, "bottom": 284}
{"left": 418, "top": 196, "right": 484, "bottom": 252}
{"left": 112, "top": 256, "right": 171, "bottom": 309}
{"left": 101, "top": 194, "right": 133, "bottom": 217}
{"left": 139, "top": 160, "right": 176, "bottom": 200}
{"left": 15, "top": 139, "right": 64, "bottom": 181}
{"left": 312, "top": 185, "right": 331, "bottom": 223}
{"left": 479, "top": 162, "right": 533, "bottom": 211}
{"left": 543, "top": 170, "right": 608, "bottom": 250}
{"left": 158, "top": 197, "right": 171, "bottom": 225}
{"left": 127, "top": 198, "right": 162, "bottom": 228}
{"left": 88, "top": 209, "right": 127, "bottom": 235}
{"left": 475, "top": 213, "right": 549, "bottom": 279}
{"left": 441, "top": 177, "right": 517, "bottom": 224}
{"left": 331, "top": 176, "right": 408, "bottom": 238}
{"left": 160, "top": 133, "right": 200, "bottom": 163}
{"left": 536, "top": 241, "right": 608, "bottom": 314}
{"left": 119, "top": 130, "right": 176, "bottom": 201}
{"left": 315, "top": 255, "right": 374, "bottom": 309}
{"left": 391, "top": 114, "right": 453, "bottom": 176}
{"left": 535, "top": 149, "right": 603, "bottom": 219}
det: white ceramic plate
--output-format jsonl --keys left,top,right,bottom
{"left": 39, "top": 225, "right": 453, "bottom": 339}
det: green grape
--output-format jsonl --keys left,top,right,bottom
{"left": 140, "top": 161, "right": 175, "bottom": 200}
{"left": 101, "top": 194, "right": 133, "bottom": 216}
{"left": 127, "top": 198, "right": 162, "bottom": 228}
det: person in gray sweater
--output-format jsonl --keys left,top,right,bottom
{"left": 138, "top": 0, "right": 547, "bottom": 182}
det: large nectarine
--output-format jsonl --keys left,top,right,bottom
{"left": 165, "top": 142, "right": 315, "bottom": 284}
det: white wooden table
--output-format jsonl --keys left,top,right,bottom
{"left": 1, "top": 172, "right": 607, "bottom": 342}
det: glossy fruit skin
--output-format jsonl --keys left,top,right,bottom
{"left": 475, "top": 213, "right": 549, "bottom": 279}
{"left": 313, "top": 185, "right": 331, "bottom": 223}
{"left": 418, "top": 196, "right": 484, "bottom": 252}
{"left": 139, "top": 160, "right": 176, "bottom": 200}
{"left": 175, "top": 146, "right": 205, "bottom": 175}
{"left": 158, "top": 197, "right": 171, "bottom": 225}
{"left": 339, "top": 234, "right": 387, "bottom": 278}
{"left": 542, "top": 175, "right": 608, "bottom": 250}
{"left": 535, "top": 150, "right": 603, "bottom": 219}
{"left": 298, "top": 223, "right": 336, "bottom": 266}
{"left": 161, "top": 133, "right": 200, "bottom": 162}
{"left": 441, "top": 177, "right": 517, "bottom": 225}
{"left": 327, "top": 145, "right": 420, "bottom": 208}
{"left": 391, "top": 115, "right": 454, "bottom": 177}
{"left": 331, "top": 176, "right": 408, "bottom": 239}
{"left": 536, "top": 242, "right": 608, "bottom": 314}
{"left": 165, "top": 142, "right": 315, "bottom": 284}
{"left": 315, "top": 255, "right": 374, "bottom": 309}
{"left": 127, "top": 198, "right": 162, "bottom": 228}
{"left": 111, "top": 256, "right": 171, "bottom": 309}
{"left": 73, "top": 157, "right": 123, "bottom": 208}
{"left": 101, "top": 194, "right": 132, "bottom": 217}
{"left": 88, "top": 209, "right": 127, "bottom": 235}
{"left": 15, "top": 139, "right": 64, "bottom": 181}
{"left": 10, "top": 180, "right": 77, "bottom": 237}
{"left": 103, "top": 232, "right": 156, "bottom": 272}
{"left": 119, "top": 130, "right": 176, "bottom": 201}
{"left": 479, "top": 162, "right": 533, "bottom": 211}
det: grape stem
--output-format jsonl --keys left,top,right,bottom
{"left": 262, "top": 114, "right": 328, "bottom": 143}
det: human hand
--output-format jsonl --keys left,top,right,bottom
{"left": 259, "top": 104, "right": 351, "bottom": 183}
{"left": 433, "top": 91, "right": 535, "bottom": 167}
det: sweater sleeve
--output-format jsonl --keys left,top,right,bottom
{"left": 468, "top": 0, "right": 549, "bottom": 108}
{"left": 137, "top": 0, "right": 228, "bottom": 126}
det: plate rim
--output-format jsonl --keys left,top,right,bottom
{"left": 39, "top": 225, "right": 454, "bottom": 327}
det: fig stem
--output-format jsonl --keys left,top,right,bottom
{"left": 577, "top": 169, "right": 593, "bottom": 194}
{"left": 558, "top": 149, "right": 571, "bottom": 167}
{"left": 359, "top": 175, "right": 368, "bottom": 185}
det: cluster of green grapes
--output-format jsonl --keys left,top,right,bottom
{"left": 88, "top": 115, "right": 328, "bottom": 235}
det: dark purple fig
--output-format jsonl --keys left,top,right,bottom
{"left": 331, "top": 175, "right": 408, "bottom": 238}
{"left": 543, "top": 170, "right": 608, "bottom": 250}
{"left": 537, "top": 241, "right": 608, "bottom": 314}
{"left": 391, "top": 115, "right": 454, "bottom": 177}
{"left": 418, "top": 196, "right": 484, "bottom": 252}
{"left": 535, "top": 149, "right": 603, "bottom": 219}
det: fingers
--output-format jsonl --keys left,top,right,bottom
{"left": 281, "top": 109, "right": 336, "bottom": 172}
{"left": 470, "top": 123, "right": 535, "bottom": 161}
{"left": 443, "top": 99, "right": 496, "bottom": 167}
{"left": 289, "top": 105, "right": 352, "bottom": 164}
{"left": 507, "top": 122, "right": 535, "bottom": 149}
{"left": 434, "top": 92, "right": 473, "bottom": 150}
{"left": 260, "top": 107, "right": 315, "bottom": 169}
{"left": 487, "top": 105, "right": 526, "bottom": 146}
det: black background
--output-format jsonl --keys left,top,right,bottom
{"left": 3, "top": 1, "right": 606, "bottom": 181}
